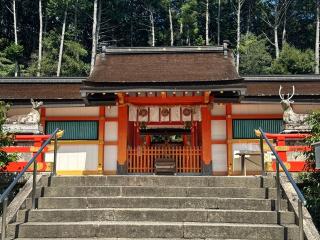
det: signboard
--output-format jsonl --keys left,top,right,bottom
{"left": 313, "top": 142, "right": 320, "bottom": 169}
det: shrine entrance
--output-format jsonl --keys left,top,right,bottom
{"left": 126, "top": 105, "right": 203, "bottom": 174}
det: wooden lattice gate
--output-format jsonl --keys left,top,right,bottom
{"left": 127, "top": 146, "right": 202, "bottom": 174}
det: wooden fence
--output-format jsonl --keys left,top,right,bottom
{"left": 127, "top": 146, "right": 202, "bottom": 173}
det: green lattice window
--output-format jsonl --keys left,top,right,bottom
{"left": 45, "top": 121, "right": 99, "bottom": 140}
{"left": 233, "top": 119, "right": 283, "bottom": 139}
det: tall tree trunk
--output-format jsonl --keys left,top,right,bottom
{"left": 282, "top": 0, "right": 287, "bottom": 46}
{"left": 205, "top": 0, "right": 209, "bottom": 45}
{"left": 274, "top": 3, "right": 280, "bottom": 59}
{"left": 316, "top": 0, "right": 320, "bottom": 74}
{"left": 13, "top": 0, "right": 18, "bottom": 77}
{"left": 236, "top": 0, "right": 241, "bottom": 73}
{"left": 150, "top": 10, "right": 155, "bottom": 47}
{"left": 57, "top": 10, "right": 67, "bottom": 77}
{"left": 246, "top": 0, "right": 252, "bottom": 34}
{"left": 74, "top": 0, "right": 78, "bottom": 40}
{"left": 169, "top": 6, "right": 174, "bottom": 46}
{"left": 274, "top": 26, "right": 279, "bottom": 59}
{"left": 96, "top": 0, "right": 101, "bottom": 48}
{"left": 90, "top": 0, "right": 98, "bottom": 74}
{"left": 217, "top": 0, "right": 221, "bottom": 45}
{"left": 37, "top": 0, "right": 43, "bottom": 77}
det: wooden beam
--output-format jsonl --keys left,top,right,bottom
{"left": 126, "top": 96, "right": 205, "bottom": 105}
{"left": 231, "top": 114, "right": 282, "bottom": 119}
{"left": 226, "top": 103, "right": 233, "bottom": 176}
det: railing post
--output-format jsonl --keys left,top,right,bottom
{"left": 32, "top": 159, "right": 37, "bottom": 209}
{"left": 298, "top": 199, "right": 304, "bottom": 240}
{"left": 53, "top": 134, "right": 58, "bottom": 176}
{"left": 260, "top": 135, "right": 265, "bottom": 176}
{"left": 1, "top": 197, "right": 8, "bottom": 240}
{"left": 276, "top": 160, "right": 281, "bottom": 212}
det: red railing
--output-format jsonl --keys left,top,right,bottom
{"left": 127, "top": 146, "right": 202, "bottom": 173}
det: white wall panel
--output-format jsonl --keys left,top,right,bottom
{"left": 105, "top": 122, "right": 118, "bottom": 141}
{"left": 211, "top": 120, "right": 226, "bottom": 140}
{"left": 232, "top": 104, "right": 282, "bottom": 115}
{"left": 171, "top": 106, "right": 180, "bottom": 122}
{"left": 105, "top": 106, "right": 118, "bottom": 117}
{"left": 211, "top": 104, "right": 226, "bottom": 116}
{"left": 45, "top": 144, "right": 98, "bottom": 171}
{"left": 7, "top": 108, "right": 30, "bottom": 117}
{"left": 212, "top": 144, "right": 227, "bottom": 172}
{"left": 46, "top": 107, "right": 99, "bottom": 117}
{"left": 292, "top": 104, "right": 320, "bottom": 114}
{"left": 104, "top": 145, "right": 118, "bottom": 171}
{"left": 149, "top": 107, "right": 160, "bottom": 122}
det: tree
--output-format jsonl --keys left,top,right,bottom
{"left": 235, "top": 0, "right": 245, "bottom": 72}
{"left": 205, "top": 0, "right": 210, "bottom": 45}
{"left": 260, "top": 0, "right": 292, "bottom": 59}
{"left": 27, "top": 31, "right": 89, "bottom": 76}
{"left": 90, "top": 0, "right": 98, "bottom": 73}
{"left": 299, "top": 111, "right": 320, "bottom": 230}
{"left": 179, "top": 0, "right": 200, "bottom": 45}
{"left": 12, "top": 0, "right": 18, "bottom": 76}
{"left": 270, "top": 43, "right": 314, "bottom": 74}
{"left": 0, "top": 102, "right": 17, "bottom": 170}
{"left": 37, "top": 0, "right": 43, "bottom": 76}
{"left": 162, "top": 0, "right": 174, "bottom": 46}
{"left": 239, "top": 33, "right": 272, "bottom": 74}
{"left": 0, "top": 39, "right": 15, "bottom": 76}
{"left": 316, "top": 0, "right": 320, "bottom": 74}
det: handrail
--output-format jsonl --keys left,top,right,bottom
{"left": 258, "top": 128, "right": 306, "bottom": 240}
{"left": 0, "top": 128, "right": 61, "bottom": 240}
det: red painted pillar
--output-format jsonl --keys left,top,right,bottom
{"left": 117, "top": 105, "right": 128, "bottom": 174}
{"left": 201, "top": 106, "right": 212, "bottom": 175}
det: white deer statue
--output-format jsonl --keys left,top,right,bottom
{"left": 279, "top": 85, "right": 309, "bottom": 132}
{"left": 5, "top": 99, "right": 43, "bottom": 124}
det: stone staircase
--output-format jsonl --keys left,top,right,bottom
{"left": 7, "top": 175, "right": 300, "bottom": 239}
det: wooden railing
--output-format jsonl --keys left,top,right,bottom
{"left": 127, "top": 146, "right": 202, "bottom": 173}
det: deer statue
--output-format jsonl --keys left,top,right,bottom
{"left": 5, "top": 99, "right": 43, "bottom": 124}
{"left": 279, "top": 85, "right": 308, "bottom": 126}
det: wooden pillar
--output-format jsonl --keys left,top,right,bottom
{"left": 146, "top": 135, "right": 151, "bottom": 146}
{"left": 117, "top": 104, "right": 128, "bottom": 174}
{"left": 277, "top": 136, "right": 287, "bottom": 162}
{"left": 201, "top": 105, "right": 212, "bottom": 175}
{"left": 98, "top": 106, "right": 105, "bottom": 174}
{"left": 226, "top": 103, "right": 233, "bottom": 175}
{"left": 39, "top": 107, "right": 46, "bottom": 165}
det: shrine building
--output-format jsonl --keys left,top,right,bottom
{"left": 1, "top": 46, "right": 320, "bottom": 176}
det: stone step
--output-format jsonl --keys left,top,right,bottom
{"left": 16, "top": 208, "right": 295, "bottom": 224}
{"left": 32, "top": 196, "right": 284, "bottom": 211}
{"left": 30, "top": 196, "right": 289, "bottom": 211}
{"left": 15, "top": 238, "right": 251, "bottom": 240}
{"left": 8, "top": 221, "right": 286, "bottom": 239}
{"left": 49, "top": 176, "right": 266, "bottom": 188}
{"left": 41, "top": 186, "right": 277, "bottom": 199}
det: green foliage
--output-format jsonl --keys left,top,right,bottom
{"left": 271, "top": 44, "right": 315, "bottom": 74}
{"left": 0, "top": 102, "right": 17, "bottom": 170}
{"left": 4, "top": 43, "right": 24, "bottom": 62}
{"left": 299, "top": 111, "right": 320, "bottom": 231}
{"left": 27, "top": 31, "right": 89, "bottom": 76}
{"left": 0, "top": 39, "right": 16, "bottom": 76}
{"left": 179, "top": 0, "right": 200, "bottom": 45}
{"left": 239, "top": 33, "right": 272, "bottom": 75}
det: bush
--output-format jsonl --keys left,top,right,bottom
{"left": 0, "top": 101, "right": 17, "bottom": 170}
{"left": 299, "top": 111, "right": 320, "bottom": 231}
